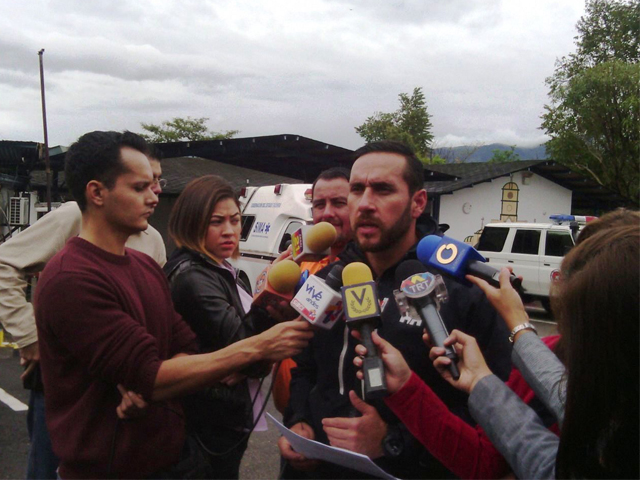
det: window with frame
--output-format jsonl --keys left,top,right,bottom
{"left": 240, "top": 215, "right": 255, "bottom": 241}
{"left": 279, "top": 221, "right": 303, "bottom": 253}
{"left": 545, "top": 231, "right": 574, "bottom": 257}
{"left": 511, "top": 229, "right": 541, "bottom": 255}
{"left": 477, "top": 227, "right": 510, "bottom": 252}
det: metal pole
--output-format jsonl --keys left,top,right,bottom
{"left": 38, "top": 49, "right": 51, "bottom": 212}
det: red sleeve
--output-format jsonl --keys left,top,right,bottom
{"left": 384, "top": 372, "right": 511, "bottom": 479}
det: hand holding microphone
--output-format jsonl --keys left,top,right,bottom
{"left": 395, "top": 260, "right": 460, "bottom": 380}
{"left": 352, "top": 329, "right": 412, "bottom": 395}
{"left": 253, "top": 259, "right": 301, "bottom": 311}
{"left": 427, "top": 329, "right": 493, "bottom": 395}
{"left": 417, "top": 235, "right": 522, "bottom": 291}
{"left": 291, "top": 222, "right": 337, "bottom": 263}
{"left": 341, "top": 262, "right": 388, "bottom": 400}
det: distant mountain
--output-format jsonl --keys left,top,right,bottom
{"left": 434, "top": 143, "right": 548, "bottom": 163}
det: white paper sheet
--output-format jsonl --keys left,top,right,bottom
{"left": 267, "top": 413, "right": 399, "bottom": 480}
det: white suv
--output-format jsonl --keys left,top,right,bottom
{"left": 476, "top": 219, "right": 580, "bottom": 312}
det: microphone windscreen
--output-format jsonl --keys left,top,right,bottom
{"left": 305, "top": 222, "right": 337, "bottom": 252}
{"left": 342, "top": 262, "right": 373, "bottom": 286}
{"left": 395, "top": 260, "right": 427, "bottom": 285}
{"left": 268, "top": 260, "right": 301, "bottom": 294}
{"left": 416, "top": 235, "right": 443, "bottom": 263}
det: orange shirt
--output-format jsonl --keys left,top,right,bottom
{"left": 272, "top": 256, "right": 333, "bottom": 414}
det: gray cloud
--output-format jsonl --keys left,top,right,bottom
{"left": 0, "top": 0, "right": 586, "bottom": 149}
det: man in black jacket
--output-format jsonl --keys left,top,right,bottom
{"left": 282, "top": 140, "right": 512, "bottom": 479}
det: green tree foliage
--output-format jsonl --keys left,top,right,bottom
{"left": 542, "top": 0, "right": 640, "bottom": 201}
{"left": 140, "top": 117, "right": 239, "bottom": 143}
{"left": 355, "top": 87, "right": 436, "bottom": 163}
{"left": 489, "top": 146, "right": 521, "bottom": 163}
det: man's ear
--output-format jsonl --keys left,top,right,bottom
{"left": 411, "top": 189, "right": 427, "bottom": 219}
{"left": 85, "top": 180, "right": 106, "bottom": 208}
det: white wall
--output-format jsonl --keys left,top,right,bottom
{"left": 437, "top": 172, "right": 572, "bottom": 242}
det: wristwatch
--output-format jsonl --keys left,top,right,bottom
{"left": 382, "top": 424, "right": 404, "bottom": 458}
{"left": 509, "top": 322, "right": 537, "bottom": 343}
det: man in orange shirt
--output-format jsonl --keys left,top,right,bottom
{"left": 273, "top": 167, "right": 353, "bottom": 413}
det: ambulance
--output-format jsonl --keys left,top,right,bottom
{"left": 230, "top": 183, "right": 313, "bottom": 292}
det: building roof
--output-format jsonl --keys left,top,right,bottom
{"left": 160, "top": 156, "right": 302, "bottom": 195}
{"left": 152, "top": 134, "right": 354, "bottom": 183}
{"left": 29, "top": 156, "right": 302, "bottom": 196}
{"left": 423, "top": 160, "right": 631, "bottom": 211}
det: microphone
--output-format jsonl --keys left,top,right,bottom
{"left": 253, "top": 260, "right": 301, "bottom": 310}
{"left": 290, "top": 264, "right": 344, "bottom": 329}
{"left": 417, "top": 235, "right": 522, "bottom": 290}
{"left": 291, "top": 222, "right": 337, "bottom": 263}
{"left": 394, "top": 260, "right": 460, "bottom": 380}
{"left": 341, "top": 262, "right": 388, "bottom": 400}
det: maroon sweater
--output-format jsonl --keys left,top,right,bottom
{"left": 35, "top": 237, "right": 198, "bottom": 479}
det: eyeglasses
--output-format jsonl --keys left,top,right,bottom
{"left": 153, "top": 178, "right": 168, "bottom": 188}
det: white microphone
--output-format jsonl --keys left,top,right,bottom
{"left": 290, "top": 264, "right": 344, "bottom": 329}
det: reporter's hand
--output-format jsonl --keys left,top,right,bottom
{"left": 466, "top": 268, "right": 529, "bottom": 332}
{"left": 322, "top": 391, "right": 387, "bottom": 459}
{"left": 352, "top": 330, "right": 411, "bottom": 394}
{"left": 277, "top": 422, "right": 320, "bottom": 471}
{"left": 273, "top": 247, "right": 293, "bottom": 264}
{"left": 19, "top": 341, "right": 39, "bottom": 382}
{"left": 428, "top": 329, "right": 492, "bottom": 394}
{"left": 258, "top": 320, "right": 314, "bottom": 362}
{"left": 116, "top": 384, "right": 149, "bottom": 420}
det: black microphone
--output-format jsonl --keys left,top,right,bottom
{"left": 341, "top": 262, "right": 388, "bottom": 400}
{"left": 395, "top": 260, "right": 460, "bottom": 380}
{"left": 417, "top": 235, "right": 522, "bottom": 291}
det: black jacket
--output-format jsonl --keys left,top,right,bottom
{"left": 285, "top": 215, "right": 513, "bottom": 479}
{"left": 164, "top": 248, "right": 271, "bottom": 434}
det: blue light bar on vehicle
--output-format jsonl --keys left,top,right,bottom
{"left": 550, "top": 214, "right": 598, "bottom": 225}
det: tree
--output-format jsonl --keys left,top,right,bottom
{"left": 542, "top": 0, "right": 640, "bottom": 201}
{"left": 355, "top": 87, "right": 435, "bottom": 163}
{"left": 489, "top": 146, "right": 521, "bottom": 163}
{"left": 140, "top": 117, "right": 239, "bottom": 143}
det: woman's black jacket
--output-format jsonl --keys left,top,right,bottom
{"left": 164, "top": 247, "right": 271, "bottom": 434}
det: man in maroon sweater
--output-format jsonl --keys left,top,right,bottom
{"left": 34, "top": 131, "right": 313, "bottom": 479}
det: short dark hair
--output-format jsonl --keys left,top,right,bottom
{"left": 65, "top": 131, "right": 150, "bottom": 211}
{"left": 311, "top": 167, "right": 350, "bottom": 197}
{"left": 147, "top": 144, "right": 164, "bottom": 162}
{"left": 352, "top": 140, "right": 424, "bottom": 194}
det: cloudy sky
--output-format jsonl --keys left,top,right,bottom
{"left": 1, "top": 0, "right": 586, "bottom": 150}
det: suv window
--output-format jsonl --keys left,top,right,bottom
{"left": 545, "top": 231, "right": 574, "bottom": 257}
{"left": 279, "top": 221, "right": 303, "bottom": 253}
{"left": 240, "top": 215, "right": 255, "bottom": 241}
{"left": 477, "top": 227, "right": 509, "bottom": 252}
{"left": 511, "top": 229, "right": 541, "bottom": 255}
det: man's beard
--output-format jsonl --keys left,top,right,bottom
{"left": 356, "top": 203, "right": 412, "bottom": 253}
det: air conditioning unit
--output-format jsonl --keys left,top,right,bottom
{"left": 9, "top": 197, "right": 29, "bottom": 226}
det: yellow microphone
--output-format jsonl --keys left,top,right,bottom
{"left": 291, "top": 222, "right": 337, "bottom": 263}
{"left": 341, "top": 262, "right": 388, "bottom": 400}
{"left": 253, "top": 260, "right": 301, "bottom": 311}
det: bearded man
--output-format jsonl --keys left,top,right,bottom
{"left": 281, "top": 140, "right": 512, "bottom": 479}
